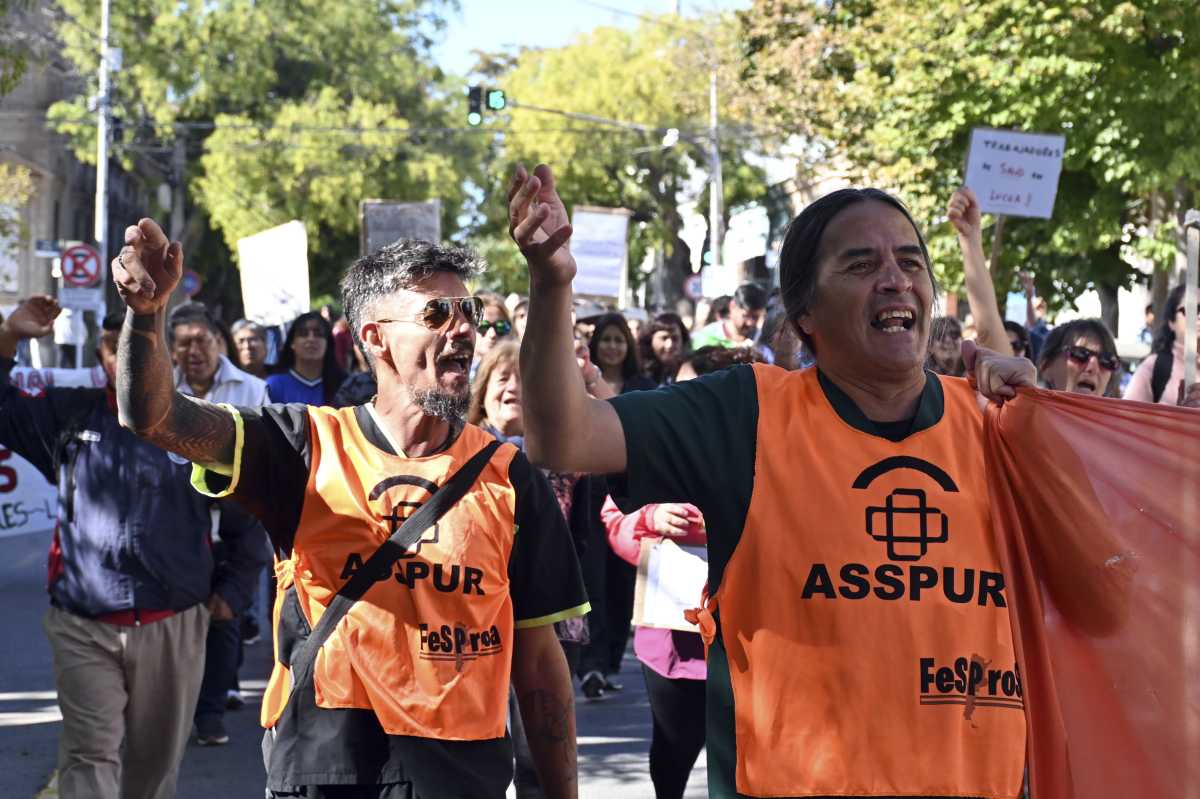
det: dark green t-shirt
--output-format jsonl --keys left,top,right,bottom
{"left": 609, "top": 364, "right": 950, "bottom": 799}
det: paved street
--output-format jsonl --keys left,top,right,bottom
{"left": 0, "top": 530, "right": 706, "bottom": 798}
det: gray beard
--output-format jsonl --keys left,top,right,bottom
{"left": 410, "top": 386, "right": 469, "bottom": 422}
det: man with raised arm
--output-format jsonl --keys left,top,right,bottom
{"left": 111, "top": 221, "right": 588, "bottom": 799}
{"left": 511, "top": 164, "right": 1039, "bottom": 799}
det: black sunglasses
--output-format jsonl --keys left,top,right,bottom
{"left": 1065, "top": 345, "right": 1119, "bottom": 371}
{"left": 376, "top": 297, "right": 484, "bottom": 332}
{"left": 477, "top": 319, "right": 513, "bottom": 337}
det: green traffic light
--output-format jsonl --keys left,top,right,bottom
{"left": 467, "top": 111, "right": 482, "bottom": 126}
{"left": 486, "top": 90, "right": 506, "bottom": 111}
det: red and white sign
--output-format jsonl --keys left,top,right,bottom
{"left": 60, "top": 244, "right": 101, "bottom": 288}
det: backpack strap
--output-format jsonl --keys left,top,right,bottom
{"left": 1150, "top": 349, "right": 1173, "bottom": 403}
{"left": 288, "top": 439, "right": 502, "bottom": 688}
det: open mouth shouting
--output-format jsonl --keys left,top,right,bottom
{"left": 870, "top": 307, "right": 916, "bottom": 334}
{"left": 436, "top": 349, "right": 472, "bottom": 378}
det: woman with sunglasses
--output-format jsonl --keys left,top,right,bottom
{"left": 266, "top": 311, "right": 347, "bottom": 405}
{"left": 1037, "top": 318, "right": 1122, "bottom": 397}
{"left": 1125, "top": 284, "right": 1200, "bottom": 405}
{"left": 472, "top": 291, "right": 513, "bottom": 380}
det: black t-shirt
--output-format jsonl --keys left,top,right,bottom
{"left": 197, "top": 403, "right": 588, "bottom": 792}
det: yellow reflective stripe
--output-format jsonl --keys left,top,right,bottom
{"left": 513, "top": 601, "right": 591, "bottom": 630}
{"left": 189, "top": 404, "right": 245, "bottom": 497}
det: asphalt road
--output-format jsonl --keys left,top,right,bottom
{"left": 0, "top": 530, "right": 706, "bottom": 798}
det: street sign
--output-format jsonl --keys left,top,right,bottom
{"left": 58, "top": 244, "right": 106, "bottom": 309}
{"left": 683, "top": 274, "right": 704, "bottom": 301}
{"left": 181, "top": 269, "right": 203, "bottom": 298}
{"left": 34, "top": 240, "right": 60, "bottom": 258}
{"left": 360, "top": 200, "right": 442, "bottom": 255}
{"left": 60, "top": 244, "right": 101, "bottom": 287}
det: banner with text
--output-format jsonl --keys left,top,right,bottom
{"left": 965, "top": 128, "right": 1066, "bottom": 219}
{"left": 0, "top": 366, "right": 107, "bottom": 539}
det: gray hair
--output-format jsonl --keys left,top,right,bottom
{"left": 340, "top": 239, "right": 485, "bottom": 356}
{"left": 230, "top": 318, "right": 266, "bottom": 341}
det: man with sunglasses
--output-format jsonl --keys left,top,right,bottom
{"left": 111, "top": 223, "right": 588, "bottom": 799}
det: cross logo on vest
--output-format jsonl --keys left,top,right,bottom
{"left": 853, "top": 456, "right": 957, "bottom": 561}
{"left": 369, "top": 474, "right": 441, "bottom": 557}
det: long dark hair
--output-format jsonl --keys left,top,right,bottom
{"left": 1152, "top": 284, "right": 1187, "bottom": 355}
{"left": 275, "top": 311, "right": 346, "bottom": 403}
{"left": 589, "top": 312, "right": 640, "bottom": 381}
{"left": 638, "top": 312, "right": 690, "bottom": 384}
{"left": 778, "top": 188, "right": 938, "bottom": 354}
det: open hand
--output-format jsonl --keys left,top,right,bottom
{"left": 1019, "top": 271, "right": 1036, "bottom": 297}
{"left": 112, "top": 219, "right": 183, "bottom": 315}
{"left": 963, "top": 339, "right": 1036, "bottom": 404}
{"left": 2, "top": 295, "right": 61, "bottom": 340}
{"left": 508, "top": 164, "right": 575, "bottom": 288}
{"left": 947, "top": 186, "right": 982, "bottom": 242}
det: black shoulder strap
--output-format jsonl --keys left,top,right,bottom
{"left": 1151, "top": 350, "right": 1173, "bottom": 403}
{"left": 289, "top": 439, "right": 502, "bottom": 687}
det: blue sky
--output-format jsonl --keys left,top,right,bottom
{"left": 433, "top": 0, "right": 750, "bottom": 77}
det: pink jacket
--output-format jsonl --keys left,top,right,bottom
{"left": 600, "top": 496, "right": 706, "bottom": 566}
{"left": 1124, "top": 341, "right": 1196, "bottom": 404}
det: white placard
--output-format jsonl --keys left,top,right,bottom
{"left": 571, "top": 206, "right": 631, "bottom": 300}
{"left": 964, "top": 128, "right": 1066, "bottom": 219}
{"left": 632, "top": 538, "right": 708, "bottom": 633}
{"left": 236, "top": 221, "right": 310, "bottom": 327}
{"left": 0, "top": 366, "right": 108, "bottom": 540}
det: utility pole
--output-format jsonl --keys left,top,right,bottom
{"left": 708, "top": 68, "right": 723, "bottom": 271}
{"left": 171, "top": 133, "right": 186, "bottom": 241}
{"left": 93, "top": 0, "right": 112, "bottom": 290}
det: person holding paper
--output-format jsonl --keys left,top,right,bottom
{"left": 512, "top": 163, "right": 1037, "bottom": 799}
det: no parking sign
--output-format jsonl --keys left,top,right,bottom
{"left": 58, "top": 244, "right": 106, "bottom": 308}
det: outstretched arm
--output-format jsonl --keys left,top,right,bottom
{"left": 510, "top": 164, "right": 625, "bottom": 473}
{"left": 112, "top": 219, "right": 236, "bottom": 470}
{"left": 948, "top": 187, "right": 1012, "bottom": 356}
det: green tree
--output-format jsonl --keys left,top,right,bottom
{"left": 46, "top": 0, "right": 480, "bottom": 303}
{"left": 740, "top": 0, "right": 1200, "bottom": 327}
{"left": 472, "top": 13, "right": 769, "bottom": 303}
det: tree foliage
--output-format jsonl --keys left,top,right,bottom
{"left": 472, "top": 14, "right": 769, "bottom": 302}
{"left": 46, "top": 0, "right": 479, "bottom": 302}
{"left": 740, "top": 0, "right": 1200, "bottom": 319}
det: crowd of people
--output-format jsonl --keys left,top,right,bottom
{"left": 1, "top": 158, "right": 1193, "bottom": 799}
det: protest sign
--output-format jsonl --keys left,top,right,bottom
{"left": 360, "top": 200, "right": 442, "bottom": 255}
{"left": 237, "top": 221, "right": 310, "bottom": 327}
{"left": 571, "top": 206, "right": 631, "bottom": 302}
{"left": 632, "top": 538, "right": 708, "bottom": 632}
{"left": 0, "top": 366, "right": 107, "bottom": 540}
{"left": 964, "top": 128, "right": 1066, "bottom": 220}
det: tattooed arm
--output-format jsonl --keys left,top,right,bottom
{"left": 511, "top": 623, "right": 578, "bottom": 799}
{"left": 112, "top": 218, "right": 236, "bottom": 469}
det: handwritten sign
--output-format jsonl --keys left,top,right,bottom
{"left": 0, "top": 367, "right": 108, "bottom": 540}
{"left": 964, "top": 128, "right": 1066, "bottom": 220}
{"left": 237, "top": 221, "right": 311, "bottom": 327}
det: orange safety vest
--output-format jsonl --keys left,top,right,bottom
{"left": 260, "top": 407, "right": 519, "bottom": 740}
{"left": 716, "top": 365, "right": 1025, "bottom": 797}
